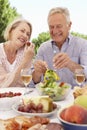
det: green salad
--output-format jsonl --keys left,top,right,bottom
{"left": 37, "top": 69, "right": 71, "bottom": 101}
{"left": 38, "top": 82, "right": 70, "bottom": 100}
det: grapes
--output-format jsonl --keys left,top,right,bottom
{"left": 0, "top": 91, "right": 22, "bottom": 98}
{"left": 18, "top": 103, "right": 38, "bottom": 113}
{"left": 53, "top": 103, "right": 57, "bottom": 109}
{"left": 18, "top": 103, "right": 44, "bottom": 113}
{"left": 18, "top": 104, "right": 25, "bottom": 112}
{"left": 18, "top": 102, "right": 57, "bottom": 113}
{"left": 26, "top": 41, "right": 31, "bottom": 46}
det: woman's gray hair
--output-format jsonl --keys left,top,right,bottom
{"left": 48, "top": 7, "right": 71, "bottom": 24}
{"left": 4, "top": 17, "right": 32, "bottom": 41}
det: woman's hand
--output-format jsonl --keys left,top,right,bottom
{"left": 24, "top": 42, "right": 35, "bottom": 60}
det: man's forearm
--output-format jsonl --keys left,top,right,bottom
{"left": 67, "top": 60, "right": 83, "bottom": 73}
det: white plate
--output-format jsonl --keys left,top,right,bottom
{"left": 0, "top": 87, "right": 25, "bottom": 94}
{"left": 12, "top": 103, "right": 60, "bottom": 117}
{"left": 0, "top": 87, "right": 24, "bottom": 111}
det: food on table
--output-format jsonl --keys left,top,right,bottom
{"left": 28, "top": 124, "right": 47, "bottom": 130}
{"left": 60, "top": 105, "right": 87, "bottom": 124}
{"left": 37, "top": 81, "right": 71, "bottom": 101}
{"left": 0, "top": 115, "right": 50, "bottom": 130}
{"left": 0, "top": 91, "right": 22, "bottom": 111}
{"left": 29, "top": 123, "right": 64, "bottom": 130}
{"left": 0, "top": 91, "right": 22, "bottom": 98}
{"left": 0, "top": 117, "right": 20, "bottom": 130}
{"left": 37, "top": 69, "right": 71, "bottom": 101}
{"left": 18, "top": 96, "right": 57, "bottom": 113}
{"left": 74, "top": 95, "right": 87, "bottom": 109}
{"left": 46, "top": 122, "right": 63, "bottom": 130}
{"left": 44, "top": 69, "right": 60, "bottom": 82}
{"left": 73, "top": 85, "right": 87, "bottom": 98}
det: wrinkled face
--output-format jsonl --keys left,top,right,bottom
{"left": 10, "top": 22, "right": 31, "bottom": 48}
{"left": 48, "top": 13, "right": 71, "bottom": 46}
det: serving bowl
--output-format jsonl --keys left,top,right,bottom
{"left": 58, "top": 107, "right": 87, "bottom": 130}
{"left": 36, "top": 82, "right": 72, "bottom": 101}
{"left": 0, "top": 87, "right": 22, "bottom": 111}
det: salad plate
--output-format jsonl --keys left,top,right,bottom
{"left": 36, "top": 82, "right": 72, "bottom": 101}
{"left": 12, "top": 103, "right": 60, "bottom": 117}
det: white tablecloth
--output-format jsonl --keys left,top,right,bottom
{"left": 0, "top": 87, "right": 74, "bottom": 123}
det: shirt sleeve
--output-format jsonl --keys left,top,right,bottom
{"left": 80, "top": 41, "right": 87, "bottom": 79}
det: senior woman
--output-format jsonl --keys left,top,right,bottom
{"left": 0, "top": 17, "right": 35, "bottom": 87}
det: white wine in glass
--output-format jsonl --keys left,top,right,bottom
{"left": 21, "top": 68, "right": 32, "bottom": 95}
{"left": 75, "top": 69, "right": 85, "bottom": 87}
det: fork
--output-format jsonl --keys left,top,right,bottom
{"left": 23, "top": 89, "right": 34, "bottom": 95}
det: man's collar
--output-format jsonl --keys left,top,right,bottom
{"left": 51, "top": 33, "right": 71, "bottom": 45}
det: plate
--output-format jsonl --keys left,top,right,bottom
{"left": 12, "top": 103, "right": 60, "bottom": 117}
{"left": 0, "top": 87, "right": 24, "bottom": 111}
{"left": 0, "top": 87, "right": 25, "bottom": 94}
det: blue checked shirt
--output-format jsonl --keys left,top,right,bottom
{"left": 35, "top": 34, "right": 87, "bottom": 88}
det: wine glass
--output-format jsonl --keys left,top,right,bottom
{"left": 74, "top": 69, "right": 85, "bottom": 87}
{"left": 21, "top": 68, "right": 32, "bottom": 95}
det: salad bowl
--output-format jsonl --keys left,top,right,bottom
{"left": 36, "top": 82, "right": 72, "bottom": 101}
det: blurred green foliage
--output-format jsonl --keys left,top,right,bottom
{"left": 32, "top": 31, "right": 87, "bottom": 54}
{"left": 0, "top": 0, "right": 87, "bottom": 54}
{"left": 0, "top": 0, "right": 20, "bottom": 42}
{"left": 32, "top": 32, "right": 50, "bottom": 54}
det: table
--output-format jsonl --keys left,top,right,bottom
{"left": 0, "top": 87, "right": 74, "bottom": 123}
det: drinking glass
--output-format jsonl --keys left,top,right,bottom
{"left": 21, "top": 68, "right": 32, "bottom": 95}
{"left": 74, "top": 69, "right": 85, "bottom": 87}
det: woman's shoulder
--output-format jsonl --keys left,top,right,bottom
{"left": 0, "top": 43, "right": 4, "bottom": 52}
{"left": 0, "top": 43, "right": 5, "bottom": 63}
{"left": 0, "top": 43, "right": 4, "bottom": 46}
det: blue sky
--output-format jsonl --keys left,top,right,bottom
{"left": 9, "top": 0, "right": 87, "bottom": 40}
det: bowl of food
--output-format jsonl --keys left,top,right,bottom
{"left": 58, "top": 105, "right": 87, "bottom": 130}
{"left": 12, "top": 96, "right": 59, "bottom": 117}
{"left": 36, "top": 69, "right": 71, "bottom": 101}
{"left": 36, "top": 82, "right": 71, "bottom": 101}
{"left": 0, "top": 87, "right": 22, "bottom": 111}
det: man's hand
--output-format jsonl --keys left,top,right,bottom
{"left": 32, "top": 60, "right": 48, "bottom": 83}
{"left": 34, "top": 60, "right": 48, "bottom": 76}
{"left": 53, "top": 52, "right": 71, "bottom": 69}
